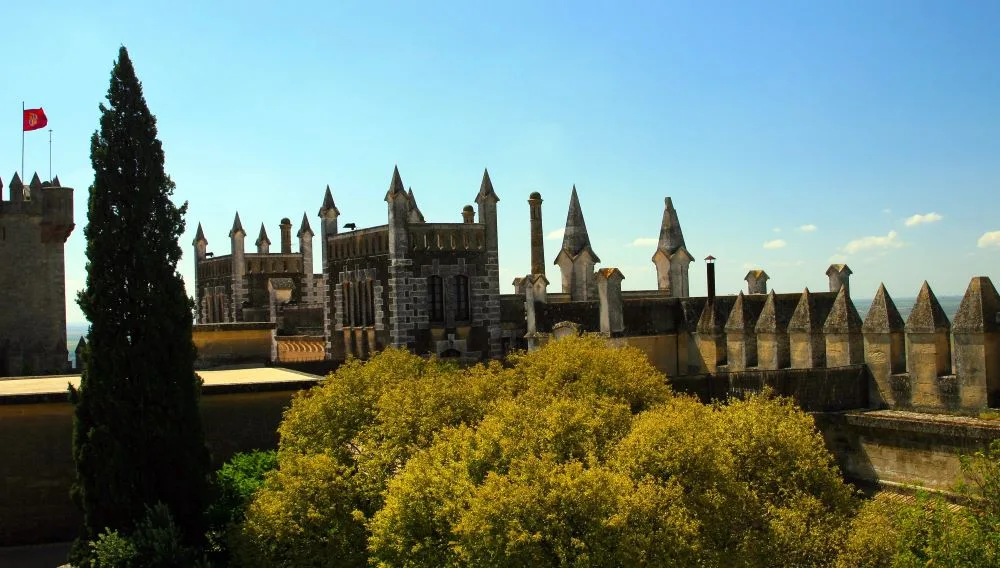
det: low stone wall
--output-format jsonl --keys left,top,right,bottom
{"left": 816, "top": 409, "right": 1000, "bottom": 493}
{"left": 0, "top": 376, "right": 318, "bottom": 547}
{"left": 193, "top": 322, "right": 274, "bottom": 368}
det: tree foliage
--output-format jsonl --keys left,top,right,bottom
{"left": 238, "top": 336, "right": 860, "bottom": 567}
{"left": 70, "top": 45, "right": 210, "bottom": 563}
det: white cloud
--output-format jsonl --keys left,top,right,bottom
{"left": 904, "top": 212, "right": 943, "bottom": 227}
{"left": 977, "top": 231, "right": 1000, "bottom": 248}
{"left": 842, "top": 230, "right": 904, "bottom": 255}
{"left": 546, "top": 228, "right": 564, "bottom": 240}
{"left": 772, "top": 227, "right": 782, "bottom": 233}
{"left": 829, "top": 254, "right": 848, "bottom": 263}
{"left": 798, "top": 224, "right": 817, "bottom": 233}
{"left": 763, "top": 239, "right": 787, "bottom": 250}
{"left": 883, "top": 208, "right": 892, "bottom": 215}
{"left": 631, "top": 237, "right": 658, "bottom": 247}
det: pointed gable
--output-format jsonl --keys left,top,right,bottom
{"left": 229, "top": 212, "right": 246, "bottom": 238}
{"left": 824, "top": 286, "right": 863, "bottom": 332}
{"left": 255, "top": 223, "right": 271, "bottom": 246}
{"left": 952, "top": 277, "right": 1000, "bottom": 333}
{"left": 905, "top": 281, "right": 951, "bottom": 333}
{"left": 862, "top": 284, "right": 905, "bottom": 333}
{"left": 319, "top": 184, "right": 340, "bottom": 217}
{"left": 406, "top": 187, "right": 426, "bottom": 223}
{"left": 297, "top": 213, "right": 314, "bottom": 237}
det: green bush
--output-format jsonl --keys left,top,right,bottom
{"left": 88, "top": 503, "right": 209, "bottom": 567}
{"left": 205, "top": 450, "right": 278, "bottom": 562}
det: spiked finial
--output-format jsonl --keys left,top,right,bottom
{"left": 297, "top": 212, "right": 314, "bottom": 237}
{"left": 51, "top": 175, "right": 61, "bottom": 187}
{"left": 256, "top": 223, "right": 271, "bottom": 246}
{"left": 319, "top": 184, "right": 340, "bottom": 217}
{"left": 193, "top": 222, "right": 207, "bottom": 245}
{"left": 229, "top": 212, "right": 246, "bottom": 238}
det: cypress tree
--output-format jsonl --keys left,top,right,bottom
{"left": 70, "top": 46, "right": 210, "bottom": 561}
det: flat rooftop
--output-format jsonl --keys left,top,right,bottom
{"left": 0, "top": 367, "right": 322, "bottom": 404}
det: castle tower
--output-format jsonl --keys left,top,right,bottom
{"left": 827, "top": 264, "right": 853, "bottom": 296}
{"left": 863, "top": 283, "right": 906, "bottom": 408}
{"left": 255, "top": 223, "right": 271, "bottom": 254}
{"left": 745, "top": 270, "right": 769, "bottom": 294}
{"left": 553, "top": 186, "right": 600, "bottom": 301}
{"left": 279, "top": 217, "right": 292, "bottom": 254}
{"left": 951, "top": 276, "right": 1000, "bottom": 409}
{"left": 528, "top": 191, "right": 545, "bottom": 277}
{"left": 755, "top": 291, "right": 792, "bottom": 370}
{"left": 787, "top": 288, "right": 834, "bottom": 369}
{"left": 0, "top": 173, "right": 74, "bottom": 375}
{"left": 229, "top": 212, "right": 247, "bottom": 323}
{"left": 318, "top": 185, "right": 340, "bottom": 271}
{"left": 904, "top": 281, "right": 951, "bottom": 408}
{"left": 652, "top": 197, "right": 694, "bottom": 298}
{"left": 476, "top": 168, "right": 503, "bottom": 358}
{"left": 386, "top": 166, "right": 415, "bottom": 348}
{"left": 725, "top": 292, "right": 766, "bottom": 371}
{"left": 298, "top": 213, "right": 314, "bottom": 277}
{"left": 462, "top": 204, "right": 475, "bottom": 224}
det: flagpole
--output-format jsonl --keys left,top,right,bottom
{"left": 48, "top": 129, "right": 52, "bottom": 181}
{"left": 21, "top": 101, "right": 25, "bottom": 182}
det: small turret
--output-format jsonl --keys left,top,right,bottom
{"left": 318, "top": 184, "right": 340, "bottom": 270}
{"left": 827, "top": 264, "right": 853, "bottom": 296}
{"left": 407, "top": 187, "right": 425, "bottom": 223}
{"left": 298, "top": 212, "right": 314, "bottom": 276}
{"left": 9, "top": 172, "right": 23, "bottom": 202}
{"left": 553, "top": 185, "right": 599, "bottom": 301}
{"left": 256, "top": 223, "right": 271, "bottom": 254}
{"left": 193, "top": 222, "right": 208, "bottom": 260}
{"left": 652, "top": 197, "right": 694, "bottom": 297}
{"left": 745, "top": 270, "right": 769, "bottom": 294}
{"left": 462, "top": 204, "right": 475, "bottom": 224}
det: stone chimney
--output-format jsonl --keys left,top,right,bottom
{"left": 529, "top": 191, "right": 545, "bottom": 277}
{"left": 279, "top": 217, "right": 292, "bottom": 254}
{"left": 745, "top": 269, "right": 769, "bottom": 294}
{"left": 705, "top": 256, "right": 716, "bottom": 300}
{"left": 596, "top": 268, "right": 625, "bottom": 335}
{"left": 827, "top": 264, "right": 852, "bottom": 296}
{"left": 462, "top": 204, "right": 475, "bottom": 224}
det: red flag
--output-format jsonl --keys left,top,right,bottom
{"left": 23, "top": 108, "right": 48, "bottom": 131}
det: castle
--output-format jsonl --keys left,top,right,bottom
{"left": 191, "top": 166, "right": 1000, "bottom": 415}
{"left": 0, "top": 172, "right": 75, "bottom": 376}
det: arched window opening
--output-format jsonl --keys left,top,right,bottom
{"left": 428, "top": 275, "right": 444, "bottom": 323}
{"left": 455, "top": 275, "right": 470, "bottom": 321}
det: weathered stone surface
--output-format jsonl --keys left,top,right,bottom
{"left": 905, "top": 281, "right": 950, "bottom": 333}
{"left": 863, "top": 283, "right": 905, "bottom": 333}
{"left": 824, "top": 287, "right": 863, "bottom": 333}
{"left": 788, "top": 288, "right": 837, "bottom": 333}
{"left": 952, "top": 276, "right": 1000, "bottom": 333}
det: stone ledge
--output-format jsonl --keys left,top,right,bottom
{"left": 842, "top": 409, "right": 1000, "bottom": 439}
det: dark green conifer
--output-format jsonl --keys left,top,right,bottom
{"left": 70, "top": 46, "right": 210, "bottom": 562}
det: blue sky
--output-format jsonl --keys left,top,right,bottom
{"left": 3, "top": 1, "right": 999, "bottom": 324}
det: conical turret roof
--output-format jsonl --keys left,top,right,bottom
{"left": 557, "top": 185, "right": 600, "bottom": 262}
{"left": 193, "top": 222, "right": 207, "bottom": 245}
{"left": 229, "top": 212, "right": 246, "bottom": 238}
{"left": 297, "top": 213, "right": 314, "bottom": 237}
{"left": 256, "top": 223, "right": 271, "bottom": 246}
{"left": 319, "top": 184, "right": 340, "bottom": 217}
{"left": 477, "top": 168, "right": 499, "bottom": 202}
{"left": 656, "top": 196, "right": 687, "bottom": 256}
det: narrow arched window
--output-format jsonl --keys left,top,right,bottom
{"left": 428, "top": 275, "right": 444, "bottom": 323}
{"left": 455, "top": 275, "right": 470, "bottom": 321}
{"left": 367, "top": 279, "right": 375, "bottom": 326}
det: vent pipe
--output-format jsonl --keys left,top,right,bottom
{"left": 705, "top": 255, "right": 716, "bottom": 301}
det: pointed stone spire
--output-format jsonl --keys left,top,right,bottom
{"left": 229, "top": 212, "right": 246, "bottom": 238}
{"left": 952, "top": 277, "right": 1000, "bottom": 333}
{"left": 51, "top": 175, "right": 61, "bottom": 187}
{"left": 656, "top": 196, "right": 687, "bottom": 256}
{"left": 824, "top": 286, "right": 863, "bottom": 332}
{"left": 788, "top": 288, "right": 833, "bottom": 332}
{"left": 755, "top": 291, "right": 781, "bottom": 332}
{"left": 406, "top": 187, "right": 425, "bottom": 223}
{"left": 29, "top": 172, "right": 42, "bottom": 191}
{"left": 386, "top": 165, "right": 405, "bottom": 200}
{"left": 318, "top": 184, "right": 340, "bottom": 217}
{"left": 478, "top": 168, "right": 499, "bottom": 202}
{"left": 9, "top": 172, "right": 22, "bottom": 189}
{"left": 725, "top": 292, "right": 751, "bottom": 331}
{"left": 559, "top": 185, "right": 600, "bottom": 261}
{"left": 193, "top": 222, "right": 207, "bottom": 245}
{"left": 256, "top": 223, "right": 271, "bottom": 247}
{"left": 905, "top": 281, "right": 950, "bottom": 333}
{"left": 297, "top": 212, "right": 314, "bottom": 237}
{"left": 863, "top": 283, "right": 905, "bottom": 333}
